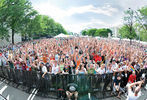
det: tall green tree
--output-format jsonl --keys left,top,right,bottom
{"left": 0, "top": 0, "right": 33, "bottom": 44}
{"left": 27, "top": 15, "right": 67, "bottom": 39}
{"left": 119, "top": 25, "right": 137, "bottom": 40}
{"left": 135, "top": 6, "right": 147, "bottom": 41}
{"left": 0, "top": 0, "right": 9, "bottom": 41}
{"left": 21, "top": 9, "right": 38, "bottom": 40}
{"left": 122, "top": 8, "right": 137, "bottom": 44}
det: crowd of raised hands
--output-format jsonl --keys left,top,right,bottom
{"left": 0, "top": 37, "right": 147, "bottom": 77}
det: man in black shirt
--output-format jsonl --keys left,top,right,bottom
{"left": 112, "top": 74, "right": 123, "bottom": 99}
{"left": 66, "top": 83, "right": 78, "bottom": 100}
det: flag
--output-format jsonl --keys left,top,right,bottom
{"left": 130, "top": 66, "right": 135, "bottom": 71}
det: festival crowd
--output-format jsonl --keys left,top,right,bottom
{"left": 0, "top": 37, "right": 147, "bottom": 99}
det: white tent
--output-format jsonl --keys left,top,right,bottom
{"left": 54, "top": 33, "right": 73, "bottom": 38}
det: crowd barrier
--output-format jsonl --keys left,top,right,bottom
{"left": 0, "top": 66, "right": 146, "bottom": 99}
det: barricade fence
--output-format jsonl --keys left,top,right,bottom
{"left": 0, "top": 66, "right": 146, "bottom": 99}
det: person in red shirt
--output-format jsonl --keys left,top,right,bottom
{"left": 128, "top": 71, "right": 136, "bottom": 83}
{"left": 93, "top": 53, "right": 102, "bottom": 63}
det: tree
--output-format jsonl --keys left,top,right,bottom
{"left": 81, "top": 30, "right": 87, "bottom": 35}
{"left": 0, "top": 0, "right": 33, "bottom": 44}
{"left": 135, "top": 6, "right": 147, "bottom": 41}
{"left": 87, "top": 28, "right": 97, "bottom": 36}
{"left": 95, "top": 28, "right": 112, "bottom": 37}
{"left": 21, "top": 10, "right": 38, "bottom": 40}
{"left": 138, "top": 6, "right": 147, "bottom": 29}
{"left": 0, "top": 0, "right": 9, "bottom": 41}
{"left": 81, "top": 28, "right": 112, "bottom": 37}
{"left": 122, "top": 8, "right": 137, "bottom": 44}
{"left": 119, "top": 25, "right": 137, "bottom": 40}
{"left": 25, "top": 15, "right": 67, "bottom": 39}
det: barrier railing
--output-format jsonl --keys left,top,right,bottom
{"left": 0, "top": 66, "right": 146, "bottom": 99}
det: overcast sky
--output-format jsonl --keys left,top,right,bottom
{"left": 30, "top": 0, "right": 147, "bottom": 33}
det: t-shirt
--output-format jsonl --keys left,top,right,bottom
{"left": 55, "top": 54, "right": 58, "bottom": 61}
{"left": 42, "top": 56, "right": 47, "bottom": 63}
{"left": 88, "top": 68, "right": 95, "bottom": 74}
{"left": 122, "top": 65, "right": 127, "bottom": 70}
{"left": 8, "top": 61, "right": 14, "bottom": 68}
{"left": 114, "top": 78, "right": 121, "bottom": 85}
{"left": 106, "top": 69, "right": 113, "bottom": 73}
{"left": 112, "top": 63, "right": 118, "bottom": 70}
{"left": 127, "top": 88, "right": 141, "bottom": 100}
{"left": 42, "top": 66, "right": 47, "bottom": 73}
{"left": 52, "top": 65, "right": 59, "bottom": 74}
{"left": 59, "top": 64, "right": 64, "bottom": 72}
{"left": 128, "top": 74, "right": 136, "bottom": 83}
{"left": 97, "top": 68, "right": 105, "bottom": 74}
{"left": 93, "top": 55, "right": 102, "bottom": 62}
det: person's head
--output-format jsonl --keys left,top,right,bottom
{"left": 101, "top": 64, "right": 105, "bottom": 69}
{"left": 60, "top": 60, "right": 63, "bottom": 64}
{"left": 90, "top": 64, "right": 93, "bottom": 68}
{"left": 117, "top": 74, "right": 121, "bottom": 80}
{"left": 112, "top": 59, "right": 115, "bottom": 64}
{"left": 108, "top": 63, "right": 112, "bottom": 69}
{"left": 40, "top": 62, "right": 44, "bottom": 67}
{"left": 132, "top": 71, "right": 136, "bottom": 76}
{"left": 79, "top": 64, "right": 82, "bottom": 70}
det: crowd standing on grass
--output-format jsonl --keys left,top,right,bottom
{"left": 0, "top": 37, "right": 147, "bottom": 99}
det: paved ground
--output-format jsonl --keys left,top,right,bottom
{"left": 0, "top": 78, "right": 146, "bottom": 100}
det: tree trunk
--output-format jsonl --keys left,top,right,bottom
{"left": 130, "top": 39, "right": 132, "bottom": 45}
{"left": 12, "top": 29, "right": 15, "bottom": 44}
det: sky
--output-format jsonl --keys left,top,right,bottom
{"left": 30, "top": 0, "right": 147, "bottom": 33}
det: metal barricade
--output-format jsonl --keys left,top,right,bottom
{"left": 0, "top": 66, "right": 146, "bottom": 99}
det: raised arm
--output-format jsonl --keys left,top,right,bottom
{"left": 128, "top": 81, "right": 143, "bottom": 89}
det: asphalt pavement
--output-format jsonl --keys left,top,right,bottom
{"left": 0, "top": 78, "right": 146, "bottom": 100}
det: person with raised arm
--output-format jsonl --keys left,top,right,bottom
{"left": 127, "top": 80, "right": 144, "bottom": 100}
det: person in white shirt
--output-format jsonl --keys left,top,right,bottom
{"left": 52, "top": 61, "right": 59, "bottom": 74}
{"left": 112, "top": 60, "right": 118, "bottom": 70}
{"left": 40, "top": 62, "right": 48, "bottom": 78}
{"left": 127, "top": 80, "right": 144, "bottom": 100}
{"left": 106, "top": 63, "right": 113, "bottom": 73}
{"left": 97, "top": 64, "right": 105, "bottom": 74}
{"left": 55, "top": 54, "right": 59, "bottom": 62}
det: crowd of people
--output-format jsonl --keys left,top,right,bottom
{"left": 0, "top": 37, "right": 147, "bottom": 99}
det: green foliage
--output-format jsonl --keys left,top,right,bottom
{"left": 120, "top": 7, "right": 147, "bottom": 42}
{"left": 95, "top": 28, "right": 112, "bottom": 37}
{"left": 81, "top": 28, "right": 112, "bottom": 37}
{"left": 139, "top": 6, "right": 147, "bottom": 18}
{"left": 81, "top": 30, "right": 87, "bottom": 35}
{"left": 120, "top": 8, "right": 137, "bottom": 43}
{"left": 87, "top": 28, "right": 97, "bottom": 36}
{"left": 136, "top": 6, "right": 147, "bottom": 41}
{"left": 0, "top": 0, "right": 67, "bottom": 43}
{"left": 29, "top": 15, "right": 67, "bottom": 39}
{"left": 0, "top": 0, "right": 33, "bottom": 44}
{"left": 119, "top": 25, "right": 137, "bottom": 39}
